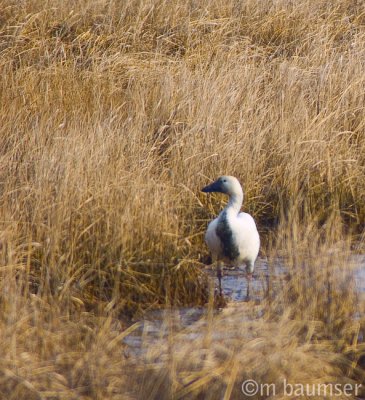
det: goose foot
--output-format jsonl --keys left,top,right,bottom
{"left": 214, "top": 290, "right": 227, "bottom": 308}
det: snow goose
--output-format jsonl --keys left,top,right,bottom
{"left": 202, "top": 176, "right": 260, "bottom": 300}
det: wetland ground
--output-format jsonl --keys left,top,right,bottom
{"left": 0, "top": 0, "right": 365, "bottom": 398}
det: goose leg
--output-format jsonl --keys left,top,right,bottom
{"left": 217, "top": 261, "right": 223, "bottom": 296}
{"left": 246, "top": 262, "right": 254, "bottom": 301}
{"left": 246, "top": 272, "right": 252, "bottom": 301}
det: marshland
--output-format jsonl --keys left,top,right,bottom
{"left": 0, "top": 0, "right": 365, "bottom": 398}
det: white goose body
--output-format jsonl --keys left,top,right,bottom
{"left": 205, "top": 210, "right": 260, "bottom": 272}
{"left": 202, "top": 176, "right": 260, "bottom": 297}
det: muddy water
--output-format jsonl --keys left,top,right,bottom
{"left": 124, "top": 259, "right": 269, "bottom": 355}
{"left": 211, "top": 257, "right": 270, "bottom": 301}
{"left": 123, "top": 257, "right": 278, "bottom": 354}
{"left": 123, "top": 255, "right": 365, "bottom": 354}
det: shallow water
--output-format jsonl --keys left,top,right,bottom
{"left": 214, "top": 254, "right": 365, "bottom": 299}
{"left": 123, "top": 257, "right": 281, "bottom": 353}
{"left": 212, "top": 257, "right": 269, "bottom": 301}
{"left": 123, "top": 255, "right": 365, "bottom": 354}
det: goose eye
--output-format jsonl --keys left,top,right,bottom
{"left": 223, "top": 179, "right": 227, "bottom": 183}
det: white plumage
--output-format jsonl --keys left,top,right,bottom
{"left": 202, "top": 176, "right": 260, "bottom": 298}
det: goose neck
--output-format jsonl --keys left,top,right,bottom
{"left": 226, "top": 192, "right": 243, "bottom": 215}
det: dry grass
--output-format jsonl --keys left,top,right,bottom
{"left": 0, "top": 0, "right": 365, "bottom": 398}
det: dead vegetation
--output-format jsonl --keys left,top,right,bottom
{"left": 0, "top": 0, "right": 365, "bottom": 398}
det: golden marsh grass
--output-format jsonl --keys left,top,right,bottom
{"left": 0, "top": 0, "right": 365, "bottom": 398}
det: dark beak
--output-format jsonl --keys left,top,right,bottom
{"left": 201, "top": 180, "right": 223, "bottom": 193}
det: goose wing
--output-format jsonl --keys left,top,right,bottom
{"left": 204, "top": 217, "right": 222, "bottom": 260}
{"left": 236, "top": 212, "right": 260, "bottom": 261}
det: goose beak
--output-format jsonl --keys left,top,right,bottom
{"left": 201, "top": 180, "right": 223, "bottom": 193}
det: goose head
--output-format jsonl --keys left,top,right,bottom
{"left": 201, "top": 176, "right": 243, "bottom": 197}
